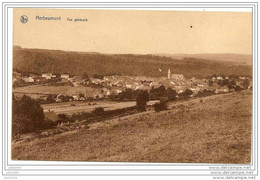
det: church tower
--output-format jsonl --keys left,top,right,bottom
{"left": 168, "top": 68, "right": 171, "bottom": 80}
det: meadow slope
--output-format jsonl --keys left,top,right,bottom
{"left": 12, "top": 91, "right": 252, "bottom": 163}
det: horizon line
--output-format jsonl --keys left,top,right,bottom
{"left": 13, "top": 45, "right": 252, "bottom": 56}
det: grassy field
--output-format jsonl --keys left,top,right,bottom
{"left": 42, "top": 100, "right": 159, "bottom": 115}
{"left": 13, "top": 85, "right": 97, "bottom": 96}
{"left": 12, "top": 91, "right": 252, "bottom": 163}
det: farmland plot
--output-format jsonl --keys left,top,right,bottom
{"left": 42, "top": 100, "right": 159, "bottom": 115}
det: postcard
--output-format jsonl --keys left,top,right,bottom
{"left": 2, "top": 3, "right": 258, "bottom": 179}
{"left": 11, "top": 8, "right": 253, "bottom": 163}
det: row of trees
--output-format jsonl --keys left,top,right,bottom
{"left": 208, "top": 78, "right": 250, "bottom": 89}
{"left": 113, "top": 85, "right": 178, "bottom": 102}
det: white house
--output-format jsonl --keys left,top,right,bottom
{"left": 61, "top": 74, "right": 70, "bottom": 79}
{"left": 126, "top": 84, "right": 132, "bottom": 89}
{"left": 106, "top": 90, "right": 111, "bottom": 96}
{"left": 22, "top": 76, "right": 34, "bottom": 83}
{"left": 72, "top": 95, "right": 78, "bottom": 101}
{"left": 42, "top": 73, "right": 52, "bottom": 80}
{"left": 171, "top": 74, "right": 185, "bottom": 81}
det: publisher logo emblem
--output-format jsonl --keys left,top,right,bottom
{"left": 20, "top": 15, "right": 28, "bottom": 24}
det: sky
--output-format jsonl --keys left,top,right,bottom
{"left": 14, "top": 9, "right": 252, "bottom": 55}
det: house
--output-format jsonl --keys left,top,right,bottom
{"left": 70, "top": 76, "right": 82, "bottom": 82}
{"left": 116, "top": 89, "right": 122, "bottom": 94}
{"left": 171, "top": 74, "right": 185, "bottom": 81}
{"left": 22, "top": 76, "right": 34, "bottom": 83}
{"left": 90, "top": 78, "right": 102, "bottom": 85}
{"left": 126, "top": 84, "right": 132, "bottom": 89}
{"left": 202, "top": 79, "right": 208, "bottom": 84}
{"left": 79, "top": 97, "right": 86, "bottom": 101}
{"left": 239, "top": 76, "right": 247, "bottom": 80}
{"left": 42, "top": 73, "right": 52, "bottom": 80}
{"left": 189, "top": 88, "right": 197, "bottom": 93}
{"left": 61, "top": 74, "right": 70, "bottom": 79}
{"left": 93, "top": 93, "right": 104, "bottom": 99}
{"left": 35, "top": 76, "right": 46, "bottom": 83}
{"left": 178, "top": 90, "right": 184, "bottom": 94}
{"left": 170, "top": 81, "right": 175, "bottom": 85}
{"left": 56, "top": 99, "right": 62, "bottom": 103}
{"left": 106, "top": 90, "right": 111, "bottom": 96}
{"left": 215, "top": 88, "right": 229, "bottom": 94}
{"left": 13, "top": 72, "right": 22, "bottom": 79}
{"left": 72, "top": 95, "right": 78, "bottom": 101}
{"left": 217, "top": 76, "right": 223, "bottom": 80}
{"left": 61, "top": 78, "right": 69, "bottom": 83}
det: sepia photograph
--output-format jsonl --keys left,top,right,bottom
{"left": 11, "top": 8, "right": 252, "bottom": 164}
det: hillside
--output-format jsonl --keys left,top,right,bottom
{"left": 155, "top": 53, "right": 252, "bottom": 65}
{"left": 12, "top": 91, "right": 252, "bottom": 163}
{"left": 13, "top": 48, "right": 252, "bottom": 78}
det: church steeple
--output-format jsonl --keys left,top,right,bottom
{"left": 168, "top": 68, "right": 171, "bottom": 80}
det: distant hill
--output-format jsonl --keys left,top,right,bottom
{"left": 13, "top": 48, "right": 252, "bottom": 78}
{"left": 154, "top": 53, "right": 252, "bottom": 65}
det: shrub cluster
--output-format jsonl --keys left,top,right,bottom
{"left": 154, "top": 100, "right": 168, "bottom": 112}
{"left": 12, "top": 95, "right": 54, "bottom": 138}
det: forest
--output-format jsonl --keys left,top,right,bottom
{"left": 13, "top": 47, "right": 252, "bottom": 78}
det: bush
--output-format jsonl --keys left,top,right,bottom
{"left": 196, "top": 89, "right": 215, "bottom": 97}
{"left": 228, "top": 80, "right": 236, "bottom": 89}
{"left": 208, "top": 80, "right": 213, "bottom": 86}
{"left": 12, "top": 95, "right": 45, "bottom": 137}
{"left": 154, "top": 100, "right": 168, "bottom": 112}
{"left": 92, "top": 107, "right": 105, "bottom": 116}
{"left": 166, "top": 88, "right": 177, "bottom": 101}
{"left": 136, "top": 90, "right": 149, "bottom": 111}
{"left": 46, "top": 95, "right": 55, "bottom": 103}
{"left": 58, "top": 113, "right": 68, "bottom": 121}
{"left": 235, "top": 85, "right": 243, "bottom": 92}
{"left": 179, "top": 89, "right": 193, "bottom": 99}
{"left": 243, "top": 79, "right": 250, "bottom": 89}
{"left": 150, "top": 85, "right": 167, "bottom": 99}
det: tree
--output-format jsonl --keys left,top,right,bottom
{"left": 58, "top": 113, "right": 68, "bottom": 121}
{"left": 150, "top": 85, "right": 167, "bottom": 99}
{"left": 82, "top": 72, "right": 88, "bottom": 79}
{"left": 92, "top": 107, "right": 105, "bottom": 116}
{"left": 179, "top": 89, "right": 193, "bottom": 99}
{"left": 243, "top": 79, "right": 250, "bottom": 89}
{"left": 223, "top": 79, "right": 230, "bottom": 86}
{"left": 136, "top": 90, "right": 149, "bottom": 111}
{"left": 93, "top": 74, "right": 104, "bottom": 79}
{"left": 12, "top": 95, "right": 45, "bottom": 137}
{"left": 46, "top": 95, "right": 55, "bottom": 103}
{"left": 166, "top": 88, "right": 177, "bottom": 101}
{"left": 235, "top": 85, "right": 243, "bottom": 92}
{"left": 208, "top": 80, "right": 213, "bottom": 86}
{"left": 228, "top": 80, "right": 236, "bottom": 89}
{"left": 154, "top": 100, "right": 168, "bottom": 112}
{"left": 217, "top": 80, "right": 224, "bottom": 87}
{"left": 79, "top": 93, "right": 85, "bottom": 98}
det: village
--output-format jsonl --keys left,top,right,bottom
{"left": 11, "top": 68, "right": 253, "bottom": 145}
{"left": 12, "top": 68, "right": 252, "bottom": 103}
